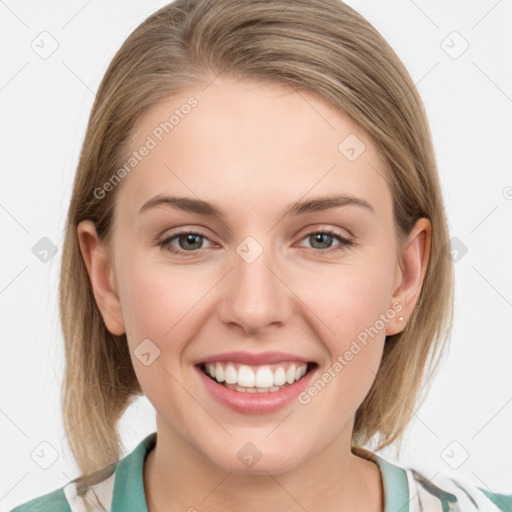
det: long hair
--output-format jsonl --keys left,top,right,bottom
{"left": 59, "top": 0, "right": 454, "bottom": 491}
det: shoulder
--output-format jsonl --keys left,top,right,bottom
{"left": 353, "top": 445, "right": 512, "bottom": 512}
{"left": 9, "top": 471, "right": 116, "bottom": 512}
{"left": 406, "top": 466, "right": 512, "bottom": 512}
{"left": 8, "top": 487, "right": 71, "bottom": 512}
{"left": 8, "top": 432, "right": 155, "bottom": 512}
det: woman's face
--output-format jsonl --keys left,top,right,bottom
{"left": 79, "top": 77, "right": 429, "bottom": 475}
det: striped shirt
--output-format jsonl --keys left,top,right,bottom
{"left": 10, "top": 432, "right": 512, "bottom": 511}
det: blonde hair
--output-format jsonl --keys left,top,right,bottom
{"left": 59, "top": 0, "right": 453, "bottom": 491}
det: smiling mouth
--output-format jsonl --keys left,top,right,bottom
{"left": 198, "top": 361, "right": 317, "bottom": 393}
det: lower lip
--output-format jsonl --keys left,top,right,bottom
{"left": 195, "top": 365, "right": 316, "bottom": 414}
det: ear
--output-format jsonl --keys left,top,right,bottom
{"left": 386, "top": 217, "right": 431, "bottom": 336}
{"left": 76, "top": 220, "right": 126, "bottom": 336}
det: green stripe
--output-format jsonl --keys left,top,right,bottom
{"left": 479, "top": 487, "right": 512, "bottom": 512}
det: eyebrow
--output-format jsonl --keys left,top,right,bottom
{"left": 138, "top": 193, "right": 375, "bottom": 219}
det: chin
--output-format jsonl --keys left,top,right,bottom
{"left": 203, "top": 439, "right": 307, "bottom": 476}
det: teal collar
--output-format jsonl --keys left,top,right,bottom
{"left": 352, "top": 445, "right": 410, "bottom": 512}
{"left": 110, "top": 432, "right": 410, "bottom": 512}
{"left": 110, "top": 432, "right": 156, "bottom": 512}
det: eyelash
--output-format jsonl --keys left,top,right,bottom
{"left": 158, "top": 228, "right": 355, "bottom": 256}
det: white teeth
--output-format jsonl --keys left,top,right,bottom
{"left": 286, "top": 364, "right": 296, "bottom": 384}
{"left": 273, "top": 367, "right": 287, "bottom": 386}
{"left": 204, "top": 361, "right": 309, "bottom": 390}
{"left": 255, "top": 365, "right": 274, "bottom": 388}
{"left": 225, "top": 363, "right": 238, "bottom": 384}
{"left": 215, "top": 363, "right": 225, "bottom": 382}
{"left": 237, "top": 365, "right": 255, "bottom": 387}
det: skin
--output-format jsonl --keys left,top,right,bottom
{"left": 77, "top": 76, "right": 430, "bottom": 512}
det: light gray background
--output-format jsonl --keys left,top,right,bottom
{"left": 1, "top": 0, "right": 511, "bottom": 509}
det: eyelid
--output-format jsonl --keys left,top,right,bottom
{"left": 158, "top": 224, "right": 356, "bottom": 256}
{"left": 159, "top": 227, "right": 216, "bottom": 248}
{"left": 294, "top": 227, "right": 355, "bottom": 253}
{"left": 158, "top": 225, "right": 351, "bottom": 244}
{"left": 158, "top": 225, "right": 215, "bottom": 241}
{"left": 296, "top": 223, "right": 354, "bottom": 240}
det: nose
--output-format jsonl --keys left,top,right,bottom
{"left": 218, "top": 243, "right": 292, "bottom": 337}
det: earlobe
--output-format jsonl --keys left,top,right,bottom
{"left": 76, "top": 220, "right": 126, "bottom": 336}
{"left": 386, "top": 218, "right": 431, "bottom": 336}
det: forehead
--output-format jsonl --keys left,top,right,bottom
{"left": 116, "top": 77, "right": 392, "bottom": 224}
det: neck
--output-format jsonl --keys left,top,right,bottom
{"left": 143, "top": 421, "right": 383, "bottom": 512}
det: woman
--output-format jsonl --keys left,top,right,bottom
{"left": 10, "top": 0, "right": 511, "bottom": 511}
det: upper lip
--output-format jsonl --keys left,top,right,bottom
{"left": 196, "top": 351, "right": 314, "bottom": 366}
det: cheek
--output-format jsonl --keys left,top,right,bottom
{"left": 118, "top": 257, "right": 210, "bottom": 341}
{"left": 117, "top": 260, "right": 209, "bottom": 404}
{"left": 296, "top": 262, "right": 393, "bottom": 415}
{"left": 293, "top": 252, "right": 397, "bottom": 344}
